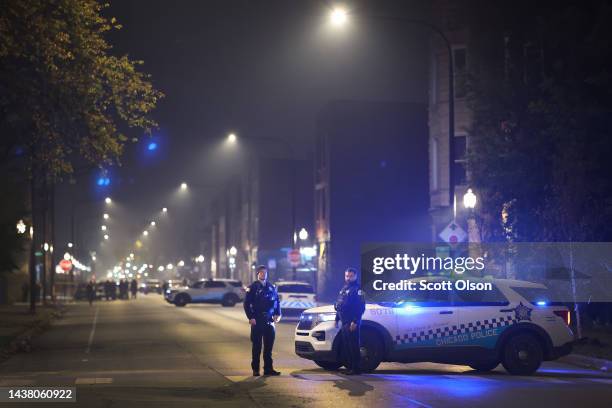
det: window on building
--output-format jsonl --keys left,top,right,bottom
{"left": 454, "top": 134, "right": 467, "bottom": 185}
{"left": 453, "top": 47, "right": 467, "bottom": 98}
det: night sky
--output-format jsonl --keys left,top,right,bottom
{"left": 56, "top": 0, "right": 430, "bottom": 270}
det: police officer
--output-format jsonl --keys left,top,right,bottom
{"left": 335, "top": 267, "right": 365, "bottom": 375}
{"left": 244, "top": 265, "right": 281, "bottom": 376}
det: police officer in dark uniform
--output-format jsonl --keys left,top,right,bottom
{"left": 335, "top": 267, "right": 365, "bottom": 375}
{"left": 244, "top": 265, "right": 282, "bottom": 376}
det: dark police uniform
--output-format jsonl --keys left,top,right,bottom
{"left": 244, "top": 280, "right": 281, "bottom": 373}
{"left": 335, "top": 280, "right": 366, "bottom": 372}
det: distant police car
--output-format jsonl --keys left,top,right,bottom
{"left": 275, "top": 281, "right": 317, "bottom": 317}
{"left": 295, "top": 278, "right": 574, "bottom": 375}
{"left": 165, "top": 278, "right": 245, "bottom": 307}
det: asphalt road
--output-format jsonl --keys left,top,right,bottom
{"left": 1, "top": 295, "right": 611, "bottom": 407}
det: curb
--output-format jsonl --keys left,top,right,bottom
{"left": 560, "top": 353, "right": 612, "bottom": 372}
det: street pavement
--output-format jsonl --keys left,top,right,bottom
{"left": 0, "top": 295, "right": 611, "bottom": 407}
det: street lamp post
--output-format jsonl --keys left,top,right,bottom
{"left": 328, "top": 8, "right": 456, "bottom": 212}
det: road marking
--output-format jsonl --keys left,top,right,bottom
{"left": 293, "top": 373, "right": 344, "bottom": 381}
{"left": 85, "top": 305, "right": 99, "bottom": 354}
{"left": 226, "top": 375, "right": 252, "bottom": 382}
{"left": 75, "top": 377, "right": 113, "bottom": 385}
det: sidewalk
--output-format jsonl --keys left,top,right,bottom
{"left": 0, "top": 302, "right": 65, "bottom": 360}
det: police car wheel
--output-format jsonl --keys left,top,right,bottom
{"left": 314, "top": 360, "right": 343, "bottom": 371}
{"left": 360, "top": 330, "right": 383, "bottom": 373}
{"left": 501, "top": 333, "right": 543, "bottom": 375}
{"left": 469, "top": 361, "right": 499, "bottom": 372}
{"left": 174, "top": 294, "right": 189, "bottom": 307}
{"left": 221, "top": 294, "right": 238, "bottom": 307}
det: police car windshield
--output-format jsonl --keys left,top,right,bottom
{"left": 277, "top": 284, "right": 314, "bottom": 294}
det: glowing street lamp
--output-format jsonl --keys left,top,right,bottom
{"left": 143, "top": 230, "right": 149, "bottom": 237}
{"left": 329, "top": 6, "right": 348, "bottom": 27}
{"left": 229, "top": 246, "right": 238, "bottom": 256}
{"left": 43, "top": 242, "right": 49, "bottom": 252}
{"left": 162, "top": 207, "right": 168, "bottom": 213}
{"left": 105, "top": 197, "right": 112, "bottom": 204}
{"left": 298, "top": 228, "right": 309, "bottom": 241}
{"left": 178, "top": 260, "right": 185, "bottom": 267}
{"left": 103, "top": 213, "right": 109, "bottom": 220}
{"left": 103, "top": 234, "right": 109, "bottom": 240}
{"left": 67, "top": 242, "right": 74, "bottom": 248}
{"left": 101, "top": 225, "right": 107, "bottom": 231}
{"left": 227, "top": 133, "right": 237, "bottom": 144}
{"left": 463, "top": 188, "right": 477, "bottom": 210}
{"left": 180, "top": 182, "right": 188, "bottom": 191}
{"left": 150, "top": 221, "right": 156, "bottom": 227}
{"left": 16, "top": 219, "right": 26, "bottom": 234}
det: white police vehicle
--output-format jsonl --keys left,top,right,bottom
{"left": 275, "top": 281, "right": 317, "bottom": 317}
{"left": 165, "top": 278, "right": 245, "bottom": 307}
{"left": 295, "top": 278, "right": 574, "bottom": 375}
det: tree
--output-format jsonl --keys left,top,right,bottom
{"left": 466, "top": 0, "right": 612, "bottom": 243}
{"left": 0, "top": 0, "right": 163, "bottom": 311}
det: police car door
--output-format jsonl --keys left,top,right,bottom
{"left": 451, "top": 283, "right": 512, "bottom": 351}
{"left": 394, "top": 284, "right": 458, "bottom": 352}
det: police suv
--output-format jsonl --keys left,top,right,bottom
{"left": 165, "top": 278, "right": 245, "bottom": 307}
{"left": 295, "top": 278, "right": 574, "bottom": 375}
{"left": 275, "top": 281, "right": 317, "bottom": 317}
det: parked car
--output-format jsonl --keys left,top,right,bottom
{"left": 140, "top": 279, "right": 162, "bottom": 294}
{"left": 295, "top": 278, "right": 574, "bottom": 375}
{"left": 165, "top": 278, "right": 245, "bottom": 307}
{"left": 275, "top": 281, "right": 317, "bottom": 317}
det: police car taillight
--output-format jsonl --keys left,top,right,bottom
{"left": 554, "top": 310, "right": 571, "bottom": 326}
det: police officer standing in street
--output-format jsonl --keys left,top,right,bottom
{"left": 335, "top": 267, "right": 366, "bottom": 375}
{"left": 244, "top": 265, "right": 282, "bottom": 376}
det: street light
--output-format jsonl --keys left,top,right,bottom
{"left": 150, "top": 221, "right": 156, "bottom": 227}
{"left": 329, "top": 6, "right": 348, "bottom": 27}
{"left": 101, "top": 225, "right": 107, "bottom": 231}
{"left": 103, "top": 213, "right": 109, "bottom": 220}
{"left": 463, "top": 188, "right": 477, "bottom": 209}
{"left": 463, "top": 188, "right": 481, "bottom": 250}
{"left": 143, "top": 230, "right": 149, "bottom": 236}
{"left": 105, "top": 197, "right": 112, "bottom": 204}
{"left": 103, "top": 234, "right": 109, "bottom": 240}
{"left": 227, "top": 133, "right": 237, "bottom": 144}
{"left": 16, "top": 219, "right": 26, "bottom": 234}
{"left": 195, "top": 254, "right": 205, "bottom": 263}
{"left": 298, "top": 228, "right": 309, "bottom": 241}
{"left": 180, "top": 182, "right": 188, "bottom": 191}
{"left": 162, "top": 207, "right": 168, "bottom": 213}
{"left": 67, "top": 242, "right": 74, "bottom": 248}
{"left": 229, "top": 246, "right": 238, "bottom": 256}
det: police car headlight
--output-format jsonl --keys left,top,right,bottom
{"left": 313, "top": 313, "right": 336, "bottom": 327}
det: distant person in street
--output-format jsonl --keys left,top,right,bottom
{"left": 104, "top": 280, "right": 111, "bottom": 301}
{"left": 335, "top": 267, "right": 365, "bottom": 375}
{"left": 244, "top": 265, "right": 281, "bottom": 376}
{"left": 130, "top": 279, "right": 138, "bottom": 299}
{"left": 86, "top": 280, "right": 95, "bottom": 306}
